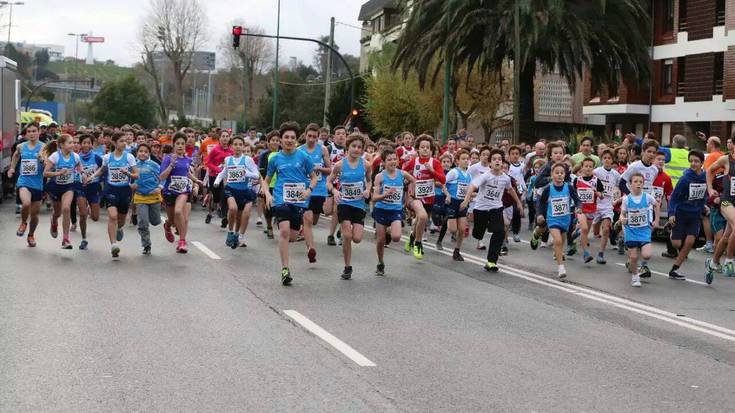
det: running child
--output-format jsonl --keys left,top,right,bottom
{"left": 442, "top": 149, "right": 472, "bottom": 261}
{"left": 592, "top": 149, "right": 620, "bottom": 264}
{"left": 298, "top": 123, "right": 332, "bottom": 262}
{"left": 619, "top": 172, "right": 660, "bottom": 287}
{"left": 43, "top": 134, "right": 85, "bottom": 249}
{"left": 131, "top": 143, "right": 162, "bottom": 255}
{"left": 372, "top": 148, "right": 416, "bottom": 275}
{"left": 328, "top": 133, "right": 372, "bottom": 280}
{"left": 8, "top": 123, "right": 45, "bottom": 247}
{"left": 536, "top": 162, "right": 581, "bottom": 279}
{"left": 461, "top": 149, "right": 524, "bottom": 272}
{"left": 573, "top": 157, "right": 605, "bottom": 263}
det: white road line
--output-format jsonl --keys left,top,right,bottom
{"left": 284, "top": 310, "right": 376, "bottom": 367}
{"left": 191, "top": 241, "right": 221, "bottom": 260}
{"left": 614, "top": 263, "right": 708, "bottom": 286}
{"left": 361, "top": 227, "right": 735, "bottom": 343}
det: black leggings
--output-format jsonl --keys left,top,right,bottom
{"left": 472, "top": 208, "right": 505, "bottom": 263}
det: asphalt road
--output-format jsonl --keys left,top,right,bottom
{"left": 2, "top": 200, "right": 735, "bottom": 412}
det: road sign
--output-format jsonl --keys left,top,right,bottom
{"left": 82, "top": 36, "right": 105, "bottom": 43}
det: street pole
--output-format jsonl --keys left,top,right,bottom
{"left": 512, "top": 0, "right": 521, "bottom": 144}
{"left": 272, "top": 0, "right": 281, "bottom": 129}
{"left": 3, "top": 1, "right": 24, "bottom": 44}
{"left": 68, "top": 32, "right": 87, "bottom": 125}
{"left": 323, "top": 17, "right": 334, "bottom": 128}
{"left": 441, "top": 1, "right": 452, "bottom": 144}
{"left": 242, "top": 34, "right": 249, "bottom": 130}
{"left": 207, "top": 69, "right": 213, "bottom": 121}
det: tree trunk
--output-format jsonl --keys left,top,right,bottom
{"left": 173, "top": 61, "right": 185, "bottom": 121}
{"left": 518, "top": 61, "right": 536, "bottom": 141}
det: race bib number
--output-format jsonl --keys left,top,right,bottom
{"left": 56, "top": 171, "right": 73, "bottom": 185}
{"left": 382, "top": 185, "right": 403, "bottom": 205}
{"left": 227, "top": 166, "right": 247, "bottom": 183}
{"left": 482, "top": 184, "right": 502, "bottom": 202}
{"left": 415, "top": 179, "right": 434, "bottom": 199}
{"left": 341, "top": 182, "right": 364, "bottom": 200}
{"left": 283, "top": 182, "right": 305, "bottom": 203}
{"left": 628, "top": 209, "right": 648, "bottom": 228}
{"left": 21, "top": 159, "right": 38, "bottom": 176}
{"left": 689, "top": 183, "right": 706, "bottom": 201}
{"left": 456, "top": 182, "right": 469, "bottom": 199}
{"left": 577, "top": 188, "right": 594, "bottom": 204}
{"left": 602, "top": 180, "right": 614, "bottom": 197}
{"left": 82, "top": 165, "right": 97, "bottom": 181}
{"left": 168, "top": 175, "right": 190, "bottom": 193}
{"left": 550, "top": 197, "right": 569, "bottom": 217}
{"left": 109, "top": 167, "right": 128, "bottom": 184}
{"left": 730, "top": 177, "right": 735, "bottom": 196}
{"left": 653, "top": 186, "right": 664, "bottom": 202}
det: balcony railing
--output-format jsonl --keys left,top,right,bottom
{"left": 679, "top": 20, "right": 688, "bottom": 31}
{"left": 715, "top": 79, "right": 724, "bottom": 95}
{"left": 677, "top": 82, "right": 686, "bottom": 97}
{"left": 716, "top": 9, "right": 726, "bottom": 26}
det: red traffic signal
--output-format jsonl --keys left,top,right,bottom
{"left": 232, "top": 26, "right": 243, "bottom": 48}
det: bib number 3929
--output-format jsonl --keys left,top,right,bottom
{"left": 415, "top": 179, "right": 434, "bottom": 199}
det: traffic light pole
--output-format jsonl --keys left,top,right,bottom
{"left": 272, "top": 0, "right": 280, "bottom": 129}
{"left": 234, "top": 31, "right": 355, "bottom": 121}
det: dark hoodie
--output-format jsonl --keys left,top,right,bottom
{"left": 667, "top": 168, "right": 707, "bottom": 216}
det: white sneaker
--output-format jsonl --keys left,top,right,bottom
{"left": 256, "top": 219, "right": 263, "bottom": 227}
{"left": 631, "top": 275, "right": 642, "bottom": 287}
{"left": 476, "top": 241, "right": 486, "bottom": 250}
{"left": 558, "top": 265, "right": 566, "bottom": 279}
{"left": 238, "top": 234, "right": 247, "bottom": 247}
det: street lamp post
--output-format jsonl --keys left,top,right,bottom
{"left": 1, "top": 1, "right": 24, "bottom": 44}
{"left": 68, "top": 32, "right": 88, "bottom": 124}
{"left": 272, "top": 0, "right": 281, "bottom": 129}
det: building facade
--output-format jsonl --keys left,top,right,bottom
{"left": 583, "top": 0, "right": 735, "bottom": 145}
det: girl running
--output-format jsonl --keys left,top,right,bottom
{"left": 75, "top": 134, "right": 103, "bottom": 250}
{"left": 214, "top": 135, "right": 261, "bottom": 249}
{"left": 329, "top": 133, "right": 372, "bottom": 280}
{"left": 8, "top": 123, "right": 44, "bottom": 247}
{"left": 43, "top": 134, "right": 85, "bottom": 249}
{"left": 91, "top": 132, "right": 139, "bottom": 258}
{"left": 160, "top": 132, "right": 201, "bottom": 253}
{"left": 372, "top": 148, "right": 415, "bottom": 275}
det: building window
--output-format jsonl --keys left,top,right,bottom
{"left": 679, "top": 0, "right": 687, "bottom": 31}
{"left": 663, "top": 0, "right": 675, "bottom": 33}
{"left": 714, "top": 52, "right": 724, "bottom": 95}
{"left": 662, "top": 59, "right": 674, "bottom": 95}
{"left": 716, "top": 0, "right": 725, "bottom": 26}
{"left": 676, "top": 57, "right": 686, "bottom": 96}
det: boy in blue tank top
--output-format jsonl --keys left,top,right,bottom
{"left": 298, "top": 123, "right": 332, "bottom": 263}
{"left": 619, "top": 172, "right": 660, "bottom": 287}
{"left": 536, "top": 162, "right": 581, "bottom": 279}
{"left": 7, "top": 123, "right": 45, "bottom": 247}
{"left": 328, "top": 134, "right": 372, "bottom": 280}
{"left": 441, "top": 149, "right": 472, "bottom": 261}
{"left": 371, "top": 148, "right": 415, "bottom": 276}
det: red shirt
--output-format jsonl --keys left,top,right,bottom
{"left": 403, "top": 157, "right": 446, "bottom": 205}
{"left": 653, "top": 169, "right": 674, "bottom": 203}
{"left": 396, "top": 146, "right": 416, "bottom": 168}
{"left": 206, "top": 144, "right": 233, "bottom": 175}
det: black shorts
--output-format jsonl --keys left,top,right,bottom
{"left": 102, "top": 185, "right": 133, "bottom": 214}
{"left": 471, "top": 208, "right": 504, "bottom": 240}
{"left": 671, "top": 211, "right": 701, "bottom": 240}
{"left": 224, "top": 187, "right": 257, "bottom": 210}
{"left": 446, "top": 198, "right": 468, "bottom": 219}
{"left": 47, "top": 182, "right": 77, "bottom": 202}
{"left": 273, "top": 204, "right": 304, "bottom": 231}
{"left": 18, "top": 186, "right": 44, "bottom": 202}
{"left": 307, "top": 195, "right": 326, "bottom": 215}
{"left": 164, "top": 192, "right": 193, "bottom": 207}
{"left": 337, "top": 204, "right": 366, "bottom": 225}
{"left": 208, "top": 176, "right": 223, "bottom": 202}
{"left": 372, "top": 207, "right": 403, "bottom": 226}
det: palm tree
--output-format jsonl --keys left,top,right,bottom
{"left": 393, "top": 0, "right": 651, "bottom": 140}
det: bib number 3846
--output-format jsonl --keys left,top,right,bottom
{"left": 283, "top": 182, "right": 305, "bottom": 203}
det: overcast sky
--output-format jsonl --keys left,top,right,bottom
{"left": 5, "top": 0, "right": 363, "bottom": 68}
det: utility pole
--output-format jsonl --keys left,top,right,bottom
{"left": 512, "top": 0, "right": 521, "bottom": 144}
{"left": 441, "top": 1, "right": 452, "bottom": 144}
{"left": 242, "top": 33, "right": 249, "bottom": 130}
{"left": 2, "top": 1, "right": 24, "bottom": 44}
{"left": 272, "top": 0, "right": 281, "bottom": 129}
{"left": 323, "top": 17, "right": 335, "bottom": 128}
{"left": 68, "top": 32, "right": 88, "bottom": 125}
{"left": 207, "top": 69, "right": 213, "bottom": 120}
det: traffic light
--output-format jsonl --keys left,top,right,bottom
{"left": 232, "top": 26, "right": 242, "bottom": 49}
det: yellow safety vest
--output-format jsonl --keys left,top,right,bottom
{"left": 664, "top": 148, "right": 689, "bottom": 187}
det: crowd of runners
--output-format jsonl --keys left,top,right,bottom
{"left": 7, "top": 120, "right": 735, "bottom": 287}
